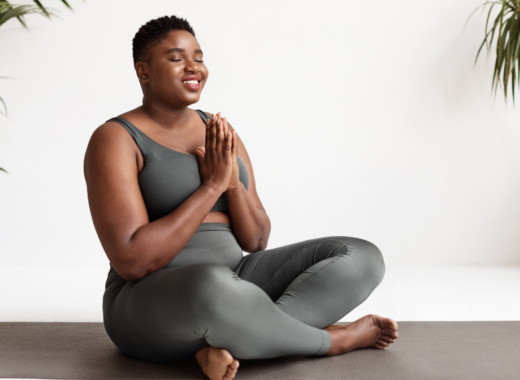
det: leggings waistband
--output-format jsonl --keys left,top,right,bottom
{"left": 196, "top": 222, "right": 231, "bottom": 232}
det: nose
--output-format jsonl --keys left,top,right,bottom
{"left": 184, "top": 59, "right": 200, "bottom": 74}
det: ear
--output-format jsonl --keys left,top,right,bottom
{"left": 135, "top": 61, "right": 150, "bottom": 83}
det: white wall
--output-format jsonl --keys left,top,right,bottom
{"left": 1, "top": 0, "right": 519, "bottom": 269}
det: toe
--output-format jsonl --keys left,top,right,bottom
{"left": 225, "top": 369, "right": 236, "bottom": 379}
{"left": 374, "top": 343, "right": 386, "bottom": 350}
{"left": 379, "top": 335, "right": 395, "bottom": 344}
{"left": 382, "top": 329, "right": 399, "bottom": 339}
{"left": 385, "top": 318, "right": 398, "bottom": 331}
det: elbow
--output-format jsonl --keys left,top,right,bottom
{"left": 250, "top": 224, "right": 270, "bottom": 253}
{"left": 256, "top": 238, "right": 268, "bottom": 252}
{"left": 112, "top": 262, "right": 144, "bottom": 282}
{"left": 246, "top": 236, "right": 268, "bottom": 253}
{"left": 123, "top": 260, "right": 153, "bottom": 282}
{"left": 255, "top": 222, "right": 270, "bottom": 252}
{"left": 110, "top": 253, "right": 150, "bottom": 282}
{"left": 121, "top": 268, "right": 145, "bottom": 282}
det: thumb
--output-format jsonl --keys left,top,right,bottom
{"left": 195, "top": 146, "right": 204, "bottom": 166}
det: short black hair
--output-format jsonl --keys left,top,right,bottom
{"left": 132, "top": 15, "right": 196, "bottom": 65}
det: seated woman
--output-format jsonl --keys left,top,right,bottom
{"left": 83, "top": 15, "right": 399, "bottom": 380}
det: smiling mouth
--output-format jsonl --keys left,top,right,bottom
{"left": 181, "top": 79, "right": 201, "bottom": 90}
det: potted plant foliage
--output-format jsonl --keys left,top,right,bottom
{"left": 1, "top": 0, "right": 76, "bottom": 174}
{"left": 467, "top": 0, "right": 520, "bottom": 105}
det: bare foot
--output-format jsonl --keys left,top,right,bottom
{"left": 323, "top": 314, "right": 399, "bottom": 356}
{"left": 195, "top": 345, "right": 240, "bottom": 380}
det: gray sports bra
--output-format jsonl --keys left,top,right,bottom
{"left": 107, "top": 110, "right": 250, "bottom": 222}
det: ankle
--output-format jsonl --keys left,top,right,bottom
{"left": 195, "top": 346, "right": 210, "bottom": 362}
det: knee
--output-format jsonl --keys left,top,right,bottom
{"left": 333, "top": 236, "right": 386, "bottom": 287}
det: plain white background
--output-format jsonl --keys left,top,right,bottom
{"left": 1, "top": 0, "right": 519, "bottom": 274}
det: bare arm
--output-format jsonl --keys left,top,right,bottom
{"left": 205, "top": 112, "right": 271, "bottom": 253}
{"left": 84, "top": 117, "right": 232, "bottom": 282}
{"left": 225, "top": 183, "right": 271, "bottom": 253}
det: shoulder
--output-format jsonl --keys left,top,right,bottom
{"left": 87, "top": 119, "right": 136, "bottom": 151}
{"left": 84, "top": 119, "right": 139, "bottom": 179}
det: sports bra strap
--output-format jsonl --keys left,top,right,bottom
{"left": 195, "top": 109, "right": 210, "bottom": 123}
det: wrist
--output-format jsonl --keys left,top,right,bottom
{"left": 201, "top": 182, "right": 225, "bottom": 196}
{"left": 225, "top": 182, "right": 243, "bottom": 194}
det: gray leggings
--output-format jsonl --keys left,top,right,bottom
{"left": 102, "top": 223, "right": 385, "bottom": 362}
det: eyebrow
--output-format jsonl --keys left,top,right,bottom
{"left": 164, "top": 47, "right": 203, "bottom": 54}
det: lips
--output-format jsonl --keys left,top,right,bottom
{"left": 181, "top": 75, "right": 201, "bottom": 82}
{"left": 181, "top": 75, "right": 201, "bottom": 91}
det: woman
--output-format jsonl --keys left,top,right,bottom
{"left": 83, "top": 15, "right": 399, "bottom": 380}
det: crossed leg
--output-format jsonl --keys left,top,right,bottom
{"left": 103, "top": 235, "right": 397, "bottom": 380}
{"left": 194, "top": 235, "right": 398, "bottom": 379}
{"left": 234, "top": 235, "right": 386, "bottom": 328}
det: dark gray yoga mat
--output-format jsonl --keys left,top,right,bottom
{"left": 1, "top": 321, "right": 518, "bottom": 379}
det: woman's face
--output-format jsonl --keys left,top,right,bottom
{"left": 137, "top": 29, "right": 208, "bottom": 108}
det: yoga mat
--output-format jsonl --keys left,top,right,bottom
{"left": 1, "top": 321, "right": 518, "bottom": 379}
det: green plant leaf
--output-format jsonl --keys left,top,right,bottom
{"left": 59, "top": 0, "right": 73, "bottom": 11}
{"left": 31, "top": 0, "right": 51, "bottom": 18}
{"left": 0, "top": 167, "right": 9, "bottom": 174}
{"left": 0, "top": 95, "right": 6, "bottom": 116}
{"left": 464, "top": 2, "right": 489, "bottom": 31}
{"left": 0, "top": 3, "right": 48, "bottom": 27}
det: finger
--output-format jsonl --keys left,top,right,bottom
{"left": 196, "top": 146, "right": 206, "bottom": 159}
{"left": 231, "top": 130, "right": 237, "bottom": 159}
{"left": 222, "top": 117, "right": 228, "bottom": 137}
{"left": 235, "top": 129, "right": 238, "bottom": 156}
{"left": 204, "top": 119, "right": 212, "bottom": 162}
{"left": 210, "top": 117, "right": 217, "bottom": 160}
{"left": 216, "top": 119, "right": 223, "bottom": 158}
{"left": 224, "top": 128, "right": 231, "bottom": 160}
{"left": 205, "top": 118, "right": 211, "bottom": 146}
{"left": 221, "top": 118, "right": 229, "bottom": 153}
{"left": 194, "top": 149, "right": 203, "bottom": 167}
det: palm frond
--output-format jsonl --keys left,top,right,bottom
{"left": 31, "top": 0, "right": 74, "bottom": 15}
{"left": 0, "top": 76, "right": 14, "bottom": 116}
{"left": 0, "top": 96, "right": 6, "bottom": 116}
{"left": 0, "top": 0, "right": 77, "bottom": 28}
{"left": 471, "top": 0, "right": 520, "bottom": 105}
{"left": 0, "top": 3, "right": 48, "bottom": 28}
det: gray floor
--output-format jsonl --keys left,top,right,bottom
{"left": 1, "top": 321, "right": 518, "bottom": 380}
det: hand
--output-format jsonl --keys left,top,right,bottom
{"left": 194, "top": 112, "right": 234, "bottom": 194}
{"left": 195, "top": 112, "right": 240, "bottom": 192}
